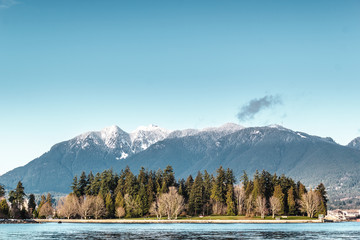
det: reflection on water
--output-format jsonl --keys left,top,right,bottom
{"left": 0, "top": 222, "right": 359, "bottom": 239}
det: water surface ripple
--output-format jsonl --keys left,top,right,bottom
{"left": 0, "top": 222, "right": 359, "bottom": 239}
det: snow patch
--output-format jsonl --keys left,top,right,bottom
{"left": 116, "top": 152, "right": 129, "bottom": 160}
{"left": 297, "top": 133, "right": 307, "bottom": 139}
{"left": 201, "top": 123, "right": 244, "bottom": 133}
{"left": 130, "top": 124, "right": 171, "bottom": 151}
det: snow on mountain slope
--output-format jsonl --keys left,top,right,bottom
{"left": 58, "top": 123, "right": 245, "bottom": 161}
{"left": 348, "top": 137, "right": 360, "bottom": 150}
{"left": 130, "top": 124, "right": 172, "bottom": 153}
{"left": 168, "top": 123, "right": 244, "bottom": 139}
{"left": 72, "top": 126, "right": 131, "bottom": 150}
{"left": 2, "top": 122, "right": 360, "bottom": 200}
{"left": 201, "top": 123, "right": 244, "bottom": 134}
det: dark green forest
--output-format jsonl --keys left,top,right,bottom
{"left": 0, "top": 166, "right": 327, "bottom": 219}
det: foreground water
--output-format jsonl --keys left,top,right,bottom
{"left": 0, "top": 222, "right": 359, "bottom": 239}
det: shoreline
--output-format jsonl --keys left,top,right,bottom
{"left": 0, "top": 219, "right": 39, "bottom": 224}
{"left": 36, "top": 219, "right": 322, "bottom": 224}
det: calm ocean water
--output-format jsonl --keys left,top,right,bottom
{"left": 0, "top": 222, "right": 359, "bottom": 239}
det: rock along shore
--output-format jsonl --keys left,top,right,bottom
{"left": 36, "top": 219, "right": 322, "bottom": 224}
{"left": 0, "top": 219, "right": 39, "bottom": 224}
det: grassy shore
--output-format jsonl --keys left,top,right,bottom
{"left": 36, "top": 216, "right": 321, "bottom": 224}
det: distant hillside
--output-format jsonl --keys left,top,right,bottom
{"left": 1, "top": 124, "right": 360, "bottom": 208}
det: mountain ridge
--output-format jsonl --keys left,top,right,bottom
{"left": 1, "top": 123, "right": 359, "bottom": 207}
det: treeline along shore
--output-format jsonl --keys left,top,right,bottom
{"left": 0, "top": 166, "right": 327, "bottom": 221}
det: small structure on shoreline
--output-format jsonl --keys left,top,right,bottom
{"left": 326, "top": 209, "right": 360, "bottom": 221}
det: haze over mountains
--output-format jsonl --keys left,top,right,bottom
{"left": 1, "top": 123, "right": 360, "bottom": 206}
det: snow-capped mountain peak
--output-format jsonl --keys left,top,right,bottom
{"left": 100, "top": 125, "right": 130, "bottom": 149}
{"left": 130, "top": 124, "right": 171, "bottom": 152}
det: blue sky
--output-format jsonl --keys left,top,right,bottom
{"left": 1, "top": 0, "right": 360, "bottom": 174}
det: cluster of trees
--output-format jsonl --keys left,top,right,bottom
{"left": 60, "top": 166, "right": 327, "bottom": 219}
{"left": 237, "top": 170, "right": 327, "bottom": 218}
{"left": 0, "top": 182, "right": 52, "bottom": 219}
{"left": 0, "top": 166, "right": 327, "bottom": 219}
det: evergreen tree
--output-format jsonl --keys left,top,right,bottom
{"left": 71, "top": 176, "right": 80, "bottom": 197}
{"left": 0, "top": 199, "right": 9, "bottom": 218}
{"left": 115, "top": 192, "right": 124, "bottom": 209}
{"left": 78, "top": 171, "right": 88, "bottom": 196}
{"left": 184, "top": 175, "right": 194, "bottom": 201}
{"left": 245, "top": 180, "right": 253, "bottom": 198}
{"left": 225, "top": 168, "right": 235, "bottom": 188}
{"left": 163, "top": 165, "right": 175, "bottom": 188}
{"left": 278, "top": 174, "right": 295, "bottom": 214}
{"left": 28, "top": 194, "right": 36, "bottom": 217}
{"left": 272, "top": 173, "right": 279, "bottom": 187}
{"left": 115, "top": 170, "right": 126, "bottom": 197}
{"left": 155, "top": 169, "right": 163, "bottom": 194}
{"left": 0, "top": 184, "right": 5, "bottom": 198}
{"left": 189, "top": 171, "right": 204, "bottom": 215}
{"left": 8, "top": 181, "right": 26, "bottom": 210}
{"left": 137, "top": 167, "right": 147, "bottom": 186}
{"left": 146, "top": 172, "right": 155, "bottom": 207}
{"left": 105, "top": 192, "right": 115, "bottom": 218}
{"left": 202, "top": 170, "right": 212, "bottom": 215}
{"left": 85, "top": 171, "right": 94, "bottom": 195}
{"left": 297, "top": 182, "right": 307, "bottom": 199}
{"left": 287, "top": 186, "right": 296, "bottom": 215}
{"left": 260, "top": 170, "right": 273, "bottom": 201}
{"left": 138, "top": 183, "right": 148, "bottom": 215}
{"left": 160, "top": 180, "right": 167, "bottom": 194}
{"left": 316, "top": 183, "right": 327, "bottom": 215}
{"left": 210, "top": 166, "right": 226, "bottom": 204}
{"left": 240, "top": 171, "right": 249, "bottom": 189}
{"left": 99, "top": 169, "right": 116, "bottom": 197}
{"left": 226, "top": 184, "right": 235, "bottom": 216}
{"left": 273, "top": 185, "right": 284, "bottom": 215}
{"left": 124, "top": 168, "right": 137, "bottom": 197}
{"left": 88, "top": 173, "right": 102, "bottom": 196}
{"left": 178, "top": 179, "right": 185, "bottom": 197}
{"left": 251, "top": 170, "right": 261, "bottom": 201}
{"left": 251, "top": 177, "right": 260, "bottom": 201}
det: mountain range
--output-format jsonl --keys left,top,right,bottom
{"left": 1, "top": 123, "right": 360, "bottom": 206}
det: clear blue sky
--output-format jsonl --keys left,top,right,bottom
{"left": 1, "top": 0, "right": 359, "bottom": 175}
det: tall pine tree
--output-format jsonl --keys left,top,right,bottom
{"left": 188, "top": 172, "right": 204, "bottom": 215}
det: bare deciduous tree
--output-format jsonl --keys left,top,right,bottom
{"left": 269, "top": 196, "right": 281, "bottom": 218}
{"left": 245, "top": 195, "right": 254, "bottom": 217}
{"left": 211, "top": 200, "right": 226, "bottom": 215}
{"left": 39, "top": 202, "right": 54, "bottom": 219}
{"left": 234, "top": 185, "right": 246, "bottom": 215}
{"left": 79, "top": 195, "right": 96, "bottom": 219}
{"left": 255, "top": 196, "right": 267, "bottom": 219}
{"left": 93, "top": 195, "right": 106, "bottom": 219}
{"left": 300, "top": 190, "right": 321, "bottom": 218}
{"left": 115, "top": 206, "right": 125, "bottom": 218}
{"left": 149, "top": 198, "right": 163, "bottom": 219}
{"left": 158, "top": 187, "right": 184, "bottom": 220}
{"left": 57, "top": 194, "right": 80, "bottom": 219}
